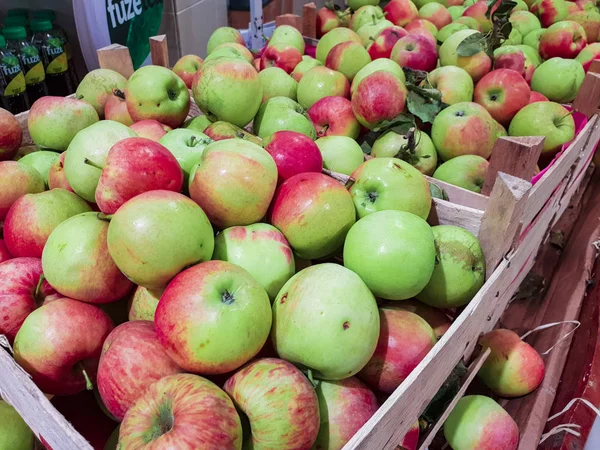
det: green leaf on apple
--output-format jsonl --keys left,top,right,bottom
{"left": 406, "top": 87, "right": 446, "bottom": 124}
{"left": 429, "top": 182, "right": 449, "bottom": 201}
{"left": 456, "top": 32, "right": 488, "bottom": 57}
{"left": 403, "top": 68, "right": 429, "bottom": 86}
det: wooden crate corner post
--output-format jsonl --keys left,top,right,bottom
{"left": 302, "top": 3, "right": 317, "bottom": 39}
{"left": 275, "top": 14, "right": 303, "bottom": 31}
{"left": 149, "top": 34, "right": 169, "bottom": 68}
{"left": 572, "top": 68, "right": 600, "bottom": 119}
{"left": 96, "top": 44, "right": 135, "bottom": 79}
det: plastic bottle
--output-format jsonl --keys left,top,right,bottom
{"left": 0, "top": 34, "right": 29, "bottom": 114}
{"left": 31, "top": 19, "right": 72, "bottom": 97}
{"left": 4, "top": 26, "right": 48, "bottom": 105}
{"left": 3, "top": 16, "right": 30, "bottom": 37}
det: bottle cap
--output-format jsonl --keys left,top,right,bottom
{"left": 2, "top": 26, "right": 27, "bottom": 41}
{"left": 8, "top": 9, "right": 29, "bottom": 18}
{"left": 3, "top": 16, "right": 27, "bottom": 27}
{"left": 0, "top": 35, "right": 6, "bottom": 49}
{"left": 30, "top": 20, "right": 53, "bottom": 33}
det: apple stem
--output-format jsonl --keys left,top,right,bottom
{"left": 323, "top": 169, "right": 355, "bottom": 188}
{"left": 80, "top": 365, "right": 94, "bottom": 391}
{"left": 84, "top": 158, "right": 104, "bottom": 171}
{"left": 97, "top": 213, "right": 113, "bottom": 222}
{"left": 34, "top": 274, "right": 45, "bottom": 305}
{"left": 371, "top": 14, "right": 377, "bottom": 26}
{"left": 187, "top": 136, "right": 198, "bottom": 147}
{"left": 113, "top": 89, "right": 126, "bottom": 100}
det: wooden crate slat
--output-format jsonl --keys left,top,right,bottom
{"left": 427, "top": 198, "right": 484, "bottom": 236}
{"left": 96, "top": 44, "right": 134, "bottom": 79}
{"left": 302, "top": 3, "right": 317, "bottom": 38}
{"left": 572, "top": 72, "right": 600, "bottom": 119}
{"left": 425, "top": 175, "right": 488, "bottom": 211}
{"left": 149, "top": 35, "right": 169, "bottom": 68}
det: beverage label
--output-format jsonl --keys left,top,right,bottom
{"left": 0, "top": 54, "right": 26, "bottom": 96}
{"left": 19, "top": 44, "right": 46, "bottom": 85}
{"left": 42, "top": 37, "right": 68, "bottom": 75}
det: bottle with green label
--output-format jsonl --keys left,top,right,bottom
{"left": 0, "top": 34, "right": 29, "bottom": 114}
{"left": 31, "top": 19, "right": 72, "bottom": 97}
{"left": 4, "top": 26, "right": 48, "bottom": 105}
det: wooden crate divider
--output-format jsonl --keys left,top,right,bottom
{"left": 149, "top": 35, "right": 169, "bottom": 68}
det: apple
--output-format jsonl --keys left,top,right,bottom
{"left": 254, "top": 96, "right": 318, "bottom": 139}
{"left": 172, "top": 54, "right": 204, "bottom": 88}
{"left": 204, "top": 45, "right": 253, "bottom": 64}
{"left": 212, "top": 223, "right": 295, "bottom": 300}
{"left": 104, "top": 92, "right": 134, "bottom": 126}
{"left": 357, "top": 19, "right": 395, "bottom": 47}
{"left": 159, "top": 128, "right": 212, "bottom": 185}
{"left": 75, "top": 69, "right": 128, "bottom": 118}
{"left": 463, "top": 1, "right": 492, "bottom": 32}
{"left": 576, "top": 42, "right": 600, "bottom": 72}
{"left": 313, "top": 377, "right": 378, "bottom": 450}
{"left": 155, "top": 260, "right": 271, "bottom": 373}
{"left": 0, "top": 257, "right": 59, "bottom": 343}
{"left": 317, "top": 6, "right": 345, "bottom": 38}
{"left": 0, "top": 240, "right": 11, "bottom": 263}
{"left": 272, "top": 263, "right": 380, "bottom": 379}
{"left": 0, "top": 108, "right": 22, "bottom": 161}
{"left": 416, "top": 225, "right": 486, "bottom": 308}
{"left": 4, "top": 189, "right": 91, "bottom": 258}
{"left": 401, "top": 422, "right": 421, "bottom": 450}
{"left": 48, "top": 153, "right": 74, "bottom": 192}
{"left": 206, "top": 26, "right": 246, "bottom": 54}
{"left": 404, "top": 18, "right": 439, "bottom": 37}
{"left": 568, "top": 9, "right": 600, "bottom": 42}
{"left": 91, "top": 137, "right": 183, "bottom": 214}
{"left": 395, "top": 299, "right": 452, "bottom": 339}
{"left": 14, "top": 297, "right": 114, "bottom": 395}
{"left": 426, "top": 66, "right": 474, "bottom": 104}
{"left": 493, "top": 46, "right": 535, "bottom": 83}
{"left": 0, "top": 401, "right": 34, "bottom": 450}
{"left": 444, "top": 396, "right": 519, "bottom": 450}
{"left": 64, "top": 120, "right": 138, "bottom": 203}
{"left": 529, "top": 91, "right": 549, "bottom": 103}
{"left": 539, "top": 20, "right": 587, "bottom": 59}
{"left": 477, "top": 329, "right": 545, "bottom": 397}
{"left": 474, "top": 68, "right": 531, "bottom": 126}
{"left": 437, "top": 23, "right": 470, "bottom": 43}
{"left": 204, "top": 121, "right": 262, "bottom": 145}
{"left": 326, "top": 41, "right": 372, "bottom": 81}
{"left": 18, "top": 150, "right": 60, "bottom": 187}
{"left": 291, "top": 56, "right": 323, "bottom": 82}
{"left": 419, "top": 3, "right": 453, "bottom": 29}
{"left": 97, "top": 321, "right": 183, "bottom": 421}
{"left": 358, "top": 307, "right": 437, "bottom": 393}
{"left": 193, "top": 58, "right": 263, "bottom": 128}
{"left": 316, "top": 27, "right": 363, "bottom": 62}
{"left": 371, "top": 129, "right": 438, "bottom": 175}
{"left": 531, "top": 0, "right": 569, "bottom": 27}
{"left": 390, "top": 33, "right": 438, "bottom": 71}
{"left": 316, "top": 136, "right": 365, "bottom": 176}
{"left": 0, "top": 161, "right": 45, "bottom": 220}
{"left": 269, "top": 24, "right": 306, "bottom": 53}
{"left": 269, "top": 173, "right": 356, "bottom": 259}
{"left": 351, "top": 5, "right": 386, "bottom": 31}
{"left": 384, "top": 0, "right": 420, "bottom": 27}
{"left": 125, "top": 66, "right": 189, "bottom": 128}
{"left": 182, "top": 115, "right": 213, "bottom": 132}
{"left": 351, "top": 58, "right": 406, "bottom": 94}
{"left": 259, "top": 67, "right": 298, "bottom": 103}
{"left": 128, "top": 285, "right": 162, "bottom": 321}
{"left": 129, "top": 119, "right": 172, "bottom": 142}
{"left": 107, "top": 191, "right": 214, "bottom": 289}
{"left": 224, "top": 358, "right": 320, "bottom": 449}
{"left": 431, "top": 102, "right": 505, "bottom": 160}
{"left": 297, "top": 66, "right": 350, "bottom": 110}
{"left": 344, "top": 210, "right": 436, "bottom": 299}
{"left": 510, "top": 11, "right": 542, "bottom": 38}
{"left": 523, "top": 28, "right": 546, "bottom": 51}
{"left": 454, "top": 15, "right": 484, "bottom": 31}
{"left": 448, "top": 5, "right": 467, "bottom": 19}
{"left": 351, "top": 71, "right": 408, "bottom": 129}
{"left": 433, "top": 155, "right": 490, "bottom": 192}
{"left": 119, "top": 374, "right": 242, "bottom": 448}
{"left": 263, "top": 130, "right": 323, "bottom": 183}
{"left": 349, "top": 157, "right": 432, "bottom": 219}
{"left": 260, "top": 43, "right": 303, "bottom": 74}
{"left": 368, "top": 26, "right": 409, "bottom": 59}
{"left": 308, "top": 96, "right": 361, "bottom": 139}
{"left": 509, "top": 101, "right": 575, "bottom": 153}
{"left": 439, "top": 29, "right": 492, "bottom": 81}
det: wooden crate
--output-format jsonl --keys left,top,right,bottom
{"left": 3, "top": 36, "right": 600, "bottom": 450}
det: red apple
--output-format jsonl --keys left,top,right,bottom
{"left": 104, "top": 92, "right": 134, "bottom": 126}
{"left": 529, "top": 91, "right": 549, "bottom": 103}
{"left": 474, "top": 68, "right": 531, "bottom": 125}
{"left": 539, "top": 20, "right": 587, "bottom": 59}
{"left": 204, "top": 121, "right": 262, "bottom": 145}
{"left": 531, "top": 0, "right": 570, "bottom": 27}
{"left": 308, "top": 96, "right": 361, "bottom": 139}
{"left": 0, "top": 161, "right": 45, "bottom": 221}
{"left": 368, "top": 26, "right": 409, "bottom": 59}
{"left": 390, "top": 34, "right": 438, "bottom": 72}
{"left": 408, "top": 27, "right": 438, "bottom": 46}
{"left": 261, "top": 43, "right": 303, "bottom": 74}
{"left": 91, "top": 137, "right": 183, "bottom": 214}
{"left": 317, "top": 6, "right": 345, "bottom": 38}
{"left": 395, "top": 299, "right": 452, "bottom": 339}
{"left": 463, "top": 1, "right": 493, "bottom": 32}
{"left": 48, "top": 153, "right": 74, "bottom": 192}
{"left": 118, "top": 373, "right": 242, "bottom": 449}
{"left": 404, "top": 19, "right": 439, "bottom": 37}
{"left": 351, "top": 71, "right": 408, "bottom": 129}
{"left": 325, "top": 41, "right": 372, "bottom": 81}
{"left": 14, "top": 297, "right": 114, "bottom": 395}
{"left": 263, "top": 131, "right": 323, "bottom": 183}
{"left": 493, "top": 48, "right": 535, "bottom": 83}
{"left": 569, "top": 9, "right": 600, "bottom": 42}
{"left": 172, "top": 54, "right": 204, "bottom": 89}
{"left": 576, "top": 42, "right": 600, "bottom": 72}
{"left": 402, "top": 422, "right": 420, "bottom": 450}
{"left": 97, "top": 321, "right": 183, "bottom": 421}
{"left": 129, "top": 119, "right": 172, "bottom": 142}
{"left": 0, "top": 108, "right": 22, "bottom": 161}
{"left": 418, "top": 3, "right": 453, "bottom": 30}
{"left": 0, "top": 240, "right": 11, "bottom": 263}
{"left": 384, "top": 0, "right": 419, "bottom": 27}
{"left": 0, "top": 257, "right": 59, "bottom": 343}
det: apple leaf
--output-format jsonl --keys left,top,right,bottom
{"left": 403, "top": 67, "right": 429, "bottom": 86}
{"left": 456, "top": 32, "right": 488, "bottom": 57}
{"left": 373, "top": 113, "right": 416, "bottom": 135}
{"left": 429, "top": 182, "right": 449, "bottom": 201}
{"left": 406, "top": 85, "right": 446, "bottom": 124}
{"left": 421, "top": 361, "right": 468, "bottom": 426}
{"left": 325, "top": 1, "right": 341, "bottom": 11}
{"left": 392, "top": 127, "right": 423, "bottom": 166}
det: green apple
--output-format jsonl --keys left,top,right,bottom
{"left": 128, "top": 285, "right": 162, "bottom": 321}
{"left": 437, "top": 23, "right": 470, "bottom": 43}
{"left": 509, "top": 11, "right": 542, "bottom": 38}
{"left": 259, "top": 67, "right": 298, "bottom": 103}
{"left": 522, "top": 28, "right": 546, "bottom": 51}
{"left": 75, "top": 68, "right": 128, "bottom": 118}
{"left": 207, "top": 27, "right": 246, "bottom": 54}
{"left": 272, "top": 263, "right": 380, "bottom": 379}
{"left": 182, "top": 115, "right": 213, "bottom": 132}
{"left": 416, "top": 225, "right": 485, "bottom": 308}
{"left": 568, "top": 9, "right": 600, "bottom": 42}
{"left": 64, "top": 120, "right": 137, "bottom": 203}
{"left": 509, "top": 101, "right": 576, "bottom": 153}
{"left": 351, "top": 58, "right": 405, "bottom": 94}
{"left": 439, "top": 29, "right": 492, "bottom": 82}
{"left": 433, "top": 155, "right": 489, "bottom": 192}
{"left": 531, "top": 57, "right": 585, "bottom": 103}
{"left": 316, "top": 27, "right": 363, "bottom": 62}
{"left": 297, "top": 66, "right": 350, "bottom": 110}
{"left": 351, "top": 5, "right": 386, "bottom": 31}
{"left": 18, "top": 150, "right": 59, "bottom": 187}
{"left": 454, "top": 16, "right": 482, "bottom": 31}
{"left": 212, "top": 223, "right": 295, "bottom": 301}
{"left": 269, "top": 24, "right": 306, "bottom": 53}
{"left": 501, "top": 28, "right": 522, "bottom": 46}
{"left": 204, "top": 45, "right": 252, "bottom": 63}
{"left": 357, "top": 19, "right": 395, "bottom": 47}
{"left": 159, "top": 128, "right": 213, "bottom": 184}
{"left": 448, "top": 5, "right": 467, "bottom": 19}
{"left": 316, "top": 135, "right": 365, "bottom": 175}
{"left": 291, "top": 56, "right": 323, "bottom": 82}
{"left": 513, "top": 0, "right": 529, "bottom": 10}
{"left": 325, "top": 41, "right": 372, "bottom": 81}
{"left": 254, "top": 96, "right": 317, "bottom": 139}
{"left": 371, "top": 130, "right": 438, "bottom": 175}
{"left": 343, "top": 210, "right": 436, "bottom": 300}
{"left": 426, "top": 66, "right": 474, "bottom": 105}
{"left": 0, "top": 401, "right": 33, "bottom": 450}
{"left": 348, "top": 0, "right": 381, "bottom": 10}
